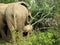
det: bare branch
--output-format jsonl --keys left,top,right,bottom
{"left": 31, "top": 6, "right": 55, "bottom": 26}
{"left": 39, "top": 27, "right": 53, "bottom": 30}
{"left": 29, "top": 9, "right": 44, "bottom": 24}
{"left": 33, "top": 9, "right": 41, "bottom": 18}
{"left": 32, "top": 13, "right": 50, "bottom": 26}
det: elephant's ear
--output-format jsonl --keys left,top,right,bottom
{"left": 19, "top": 1, "right": 29, "bottom": 9}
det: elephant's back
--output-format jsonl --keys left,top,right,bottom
{"left": 5, "top": 3, "right": 29, "bottom": 19}
{"left": 0, "top": 3, "right": 8, "bottom": 14}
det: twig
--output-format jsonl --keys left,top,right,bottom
{"left": 32, "top": 6, "right": 55, "bottom": 26}
{"left": 39, "top": 27, "right": 53, "bottom": 29}
{"left": 29, "top": 9, "right": 44, "bottom": 24}
{"left": 32, "top": 12, "right": 51, "bottom": 26}
{"left": 34, "top": 9, "right": 41, "bottom": 18}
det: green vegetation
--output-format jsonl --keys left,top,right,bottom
{"left": 0, "top": 0, "right": 60, "bottom": 45}
{"left": 0, "top": 0, "right": 18, "bottom": 3}
{"left": 0, "top": 29, "right": 60, "bottom": 45}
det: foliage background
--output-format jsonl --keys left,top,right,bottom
{"left": 0, "top": 0, "right": 60, "bottom": 45}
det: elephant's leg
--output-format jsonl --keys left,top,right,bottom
{"left": 6, "top": 17, "right": 16, "bottom": 45}
{"left": 18, "top": 30, "right": 23, "bottom": 40}
{"left": 17, "top": 20, "right": 24, "bottom": 39}
{"left": 4, "top": 22, "right": 12, "bottom": 41}
{"left": 19, "top": 28, "right": 23, "bottom": 38}
{"left": 0, "top": 29, "right": 8, "bottom": 41}
{"left": 7, "top": 29, "right": 12, "bottom": 40}
{"left": 17, "top": 25, "right": 23, "bottom": 39}
{"left": 0, "top": 12, "right": 7, "bottom": 41}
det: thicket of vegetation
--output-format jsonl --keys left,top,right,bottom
{"left": 0, "top": 0, "right": 60, "bottom": 45}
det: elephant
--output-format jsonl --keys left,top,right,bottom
{"left": 0, "top": 2, "right": 31, "bottom": 42}
{"left": 5, "top": 2, "right": 30, "bottom": 43}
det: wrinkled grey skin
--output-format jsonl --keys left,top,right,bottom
{"left": 0, "top": 2, "right": 30, "bottom": 42}
{"left": 0, "top": 12, "right": 7, "bottom": 41}
{"left": 0, "top": 3, "right": 12, "bottom": 41}
{"left": 5, "top": 2, "right": 29, "bottom": 42}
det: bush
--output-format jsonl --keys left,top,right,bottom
{"left": 0, "top": 0, "right": 18, "bottom": 3}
